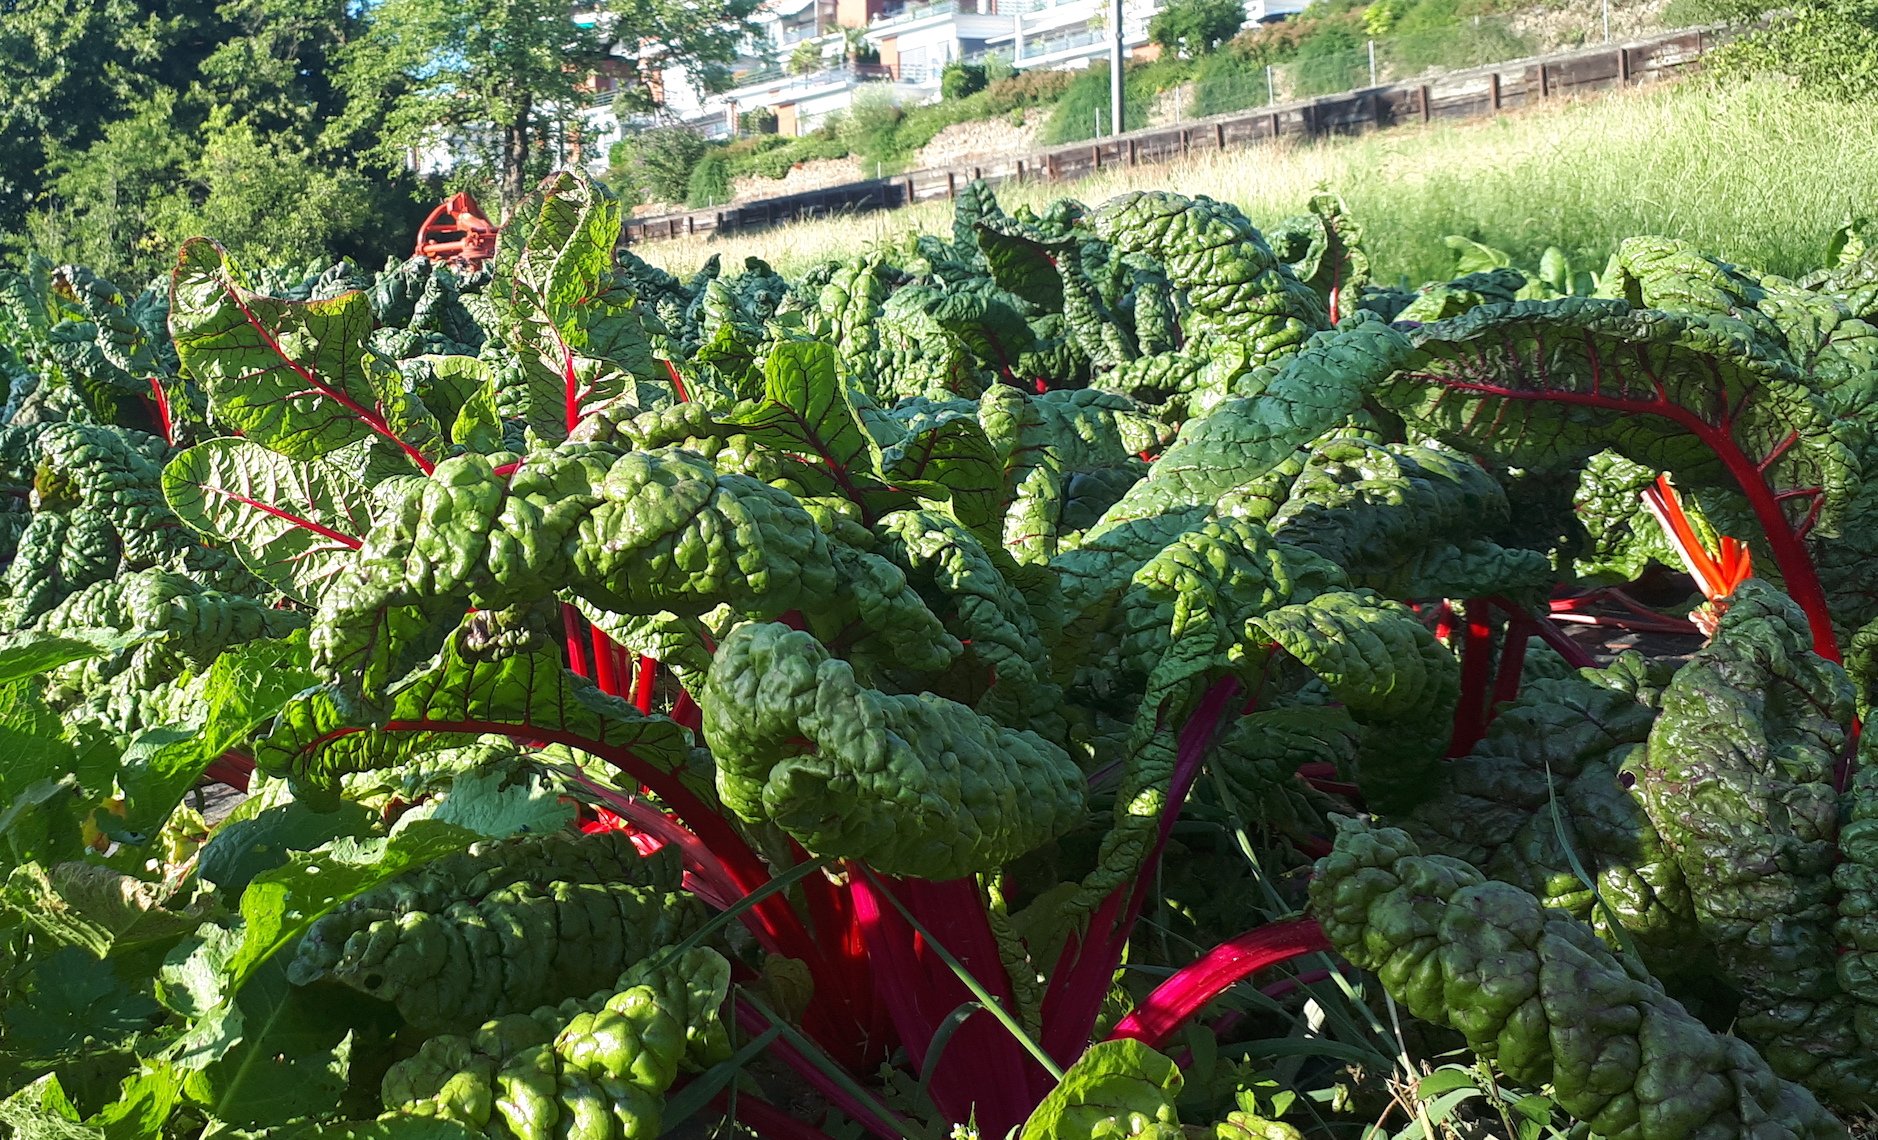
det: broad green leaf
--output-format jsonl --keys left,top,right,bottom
{"left": 0, "top": 1076, "right": 95, "bottom": 1140}
{"left": 729, "top": 339, "right": 873, "bottom": 484}
{"left": 488, "top": 172, "right": 654, "bottom": 441}
{"left": 180, "top": 961, "right": 353, "bottom": 1128}
{"left": 113, "top": 633, "right": 316, "bottom": 841}
{"left": 1019, "top": 1038, "right": 1183, "bottom": 1139}
{"left": 1092, "top": 317, "right": 1408, "bottom": 534}
{"left": 0, "top": 863, "right": 198, "bottom": 959}
{"left": 163, "top": 439, "right": 372, "bottom": 604}
{"left": 390, "top": 768, "right": 573, "bottom": 838}
{"left": 877, "top": 409, "right": 1002, "bottom": 539}
{"left": 2, "top": 947, "right": 163, "bottom": 1063}
{"left": 169, "top": 239, "right": 439, "bottom": 468}
{"left": 265, "top": 621, "right": 687, "bottom": 792}
{"left": 0, "top": 631, "right": 153, "bottom": 685}
{"left": 221, "top": 819, "right": 479, "bottom": 995}
{"left": 88, "top": 1062, "right": 180, "bottom": 1140}
{"left": 196, "top": 799, "right": 377, "bottom": 895}
{"left": 1386, "top": 298, "right": 1840, "bottom": 515}
{"left": 704, "top": 622, "right": 1083, "bottom": 880}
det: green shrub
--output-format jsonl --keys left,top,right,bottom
{"left": 840, "top": 86, "right": 907, "bottom": 164}
{"left": 685, "top": 151, "right": 732, "bottom": 207}
{"left": 611, "top": 127, "right": 709, "bottom": 205}
{"left": 1149, "top": 0, "right": 1248, "bottom": 57}
{"left": 739, "top": 106, "right": 780, "bottom": 134}
{"left": 790, "top": 41, "right": 825, "bottom": 75}
{"left": 942, "top": 61, "right": 989, "bottom": 100}
{"left": 1709, "top": 0, "right": 1878, "bottom": 101}
{"left": 1041, "top": 59, "right": 1188, "bottom": 144}
{"left": 1190, "top": 49, "right": 1270, "bottom": 117}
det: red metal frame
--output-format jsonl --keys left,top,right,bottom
{"left": 415, "top": 191, "right": 500, "bottom": 271}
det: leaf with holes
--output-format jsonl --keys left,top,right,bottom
{"left": 488, "top": 173, "right": 656, "bottom": 441}
{"left": 169, "top": 239, "right": 441, "bottom": 472}
{"left": 163, "top": 438, "right": 373, "bottom": 604}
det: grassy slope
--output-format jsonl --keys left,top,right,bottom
{"left": 634, "top": 78, "right": 1878, "bottom": 287}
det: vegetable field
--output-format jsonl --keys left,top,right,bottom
{"left": 1, "top": 170, "right": 1875, "bottom": 1139}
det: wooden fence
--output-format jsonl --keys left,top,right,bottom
{"left": 622, "top": 26, "right": 1718, "bottom": 245}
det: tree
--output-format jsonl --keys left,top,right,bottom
{"left": 1713, "top": 0, "right": 1878, "bottom": 101}
{"left": 608, "top": 127, "right": 711, "bottom": 205}
{"left": 335, "top": 0, "right": 762, "bottom": 208}
{"left": 3, "top": 0, "right": 422, "bottom": 279}
{"left": 1148, "top": 0, "right": 1247, "bottom": 57}
{"left": 941, "top": 61, "right": 989, "bottom": 100}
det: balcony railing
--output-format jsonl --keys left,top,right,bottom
{"left": 1014, "top": 25, "right": 1106, "bottom": 59}
{"left": 871, "top": 0, "right": 1009, "bottom": 28}
{"left": 725, "top": 60, "right": 901, "bottom": 96}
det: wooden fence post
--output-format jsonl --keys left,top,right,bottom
{"left": 946, "top": 171, "right": 956, "bottom": 198}
{"left": 1420, "top": 84, "right": 1432, "bottom": 122}
{"left": 1538, "top": 62, "right": 1549, "bottom": 98}
{"left": 1214, "top": 122, "right": 1226, "bottom": 148}
{"left": 1488, "top": 72, "right": 1501, "bottom": 110}
{"left": 1618, "top": 47, "right": 1631, "bottom": 83}
{"left": 1128, "top": 139, "right": 1138, "bottom": 165}
{"left": 1092, "top": 145, "right": 1101, "bottom": 170}
{"left": 1268, "top": 111, "right": 1280, "bottom": 138}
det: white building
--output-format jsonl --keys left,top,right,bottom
{"left": 996, "top": 0, "right": 1305, "bottom": 72}
{"left": 592, "top": 0, "right": 1306, "bottom": 147}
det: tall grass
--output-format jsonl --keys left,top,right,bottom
{"left": 633, "top": 79, "right": 1878, "bottom": 286}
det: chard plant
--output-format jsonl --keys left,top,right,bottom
{"left": 0, "top": 169, "right": 1873, "bottom": 1140}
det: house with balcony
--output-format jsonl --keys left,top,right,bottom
{"left": 863, "top": 0, "right": 1020, "bottom": 87}
{"left": 992, "top": 0, "right": 1305, "bottom": 71}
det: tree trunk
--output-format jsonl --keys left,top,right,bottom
{"left": 501, "top": 92, "right": 533, "bottom": 206}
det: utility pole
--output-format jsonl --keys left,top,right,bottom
{"left": 1109, "top": 0, "right": 1124, "bottom": 135}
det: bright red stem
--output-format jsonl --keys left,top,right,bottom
{"left": 850, "top": 871, "right": 1044, "bottom": 1132}
{"left": 1107, "top": 917, "right": 1332, "bottom": 1050}
{"left": 203, "top": 750, "right": 254, "bottom": 792}
{"left": 561, "top": 604, "right": 589, "bottom": 679}
{"left": 631, "top": 654, "right": 657, "bottom": 714}
{"left": 1041, "top": 676, "right": 1244, "bottom": 1065}
{"left": 664, "top": 358, "right": 691, "bottom": 403}
{"left": 670, "top": 690, "right": 702, "bottom": 733}
{"left": 1489, "top": 612, "right": 1531, "bottom": 712}
{"left": 590, "top": 623, "right": 619, "bottom": 696}
{"left": 1508, "top": 602, "right": 1599, "bottom": 669}
{"left": 147, "top": 376, "right": 173, "bottom": 444}
{"left": 1446, "top": 603, "right": 1495, "bottom": 757}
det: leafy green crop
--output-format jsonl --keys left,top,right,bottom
{"left": 1, "top": 171, "right": 1876, "bottom": 1140}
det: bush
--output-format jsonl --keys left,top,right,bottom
{"left": 941, "top": 61, "right": 989, "bottom": 100}
{"left": 685, "top": 151, "right": 732, "bottom": 207}
{"left": 739, "top": 106, "right": 779, "bottom": 135}
{"left": 1710, "top": 0, "right": 1878, "bottom": 101}
{"left": 790, "top": 41, "right": 825, "bottom": 75}
{"left": 839, "top": 86, "right": 907, "bottom": 164}
{"left": 612, "top": 127, "right": 710, "bottom": 205}
{"left": 1041, "top": 59, "right": 1188, "bottom": 144}
{"left": 1149, "top": 0, "right": 1248, "bottom": 57}
{"left": 1190, "top": 49, "right": 1270, "bottom": 117}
